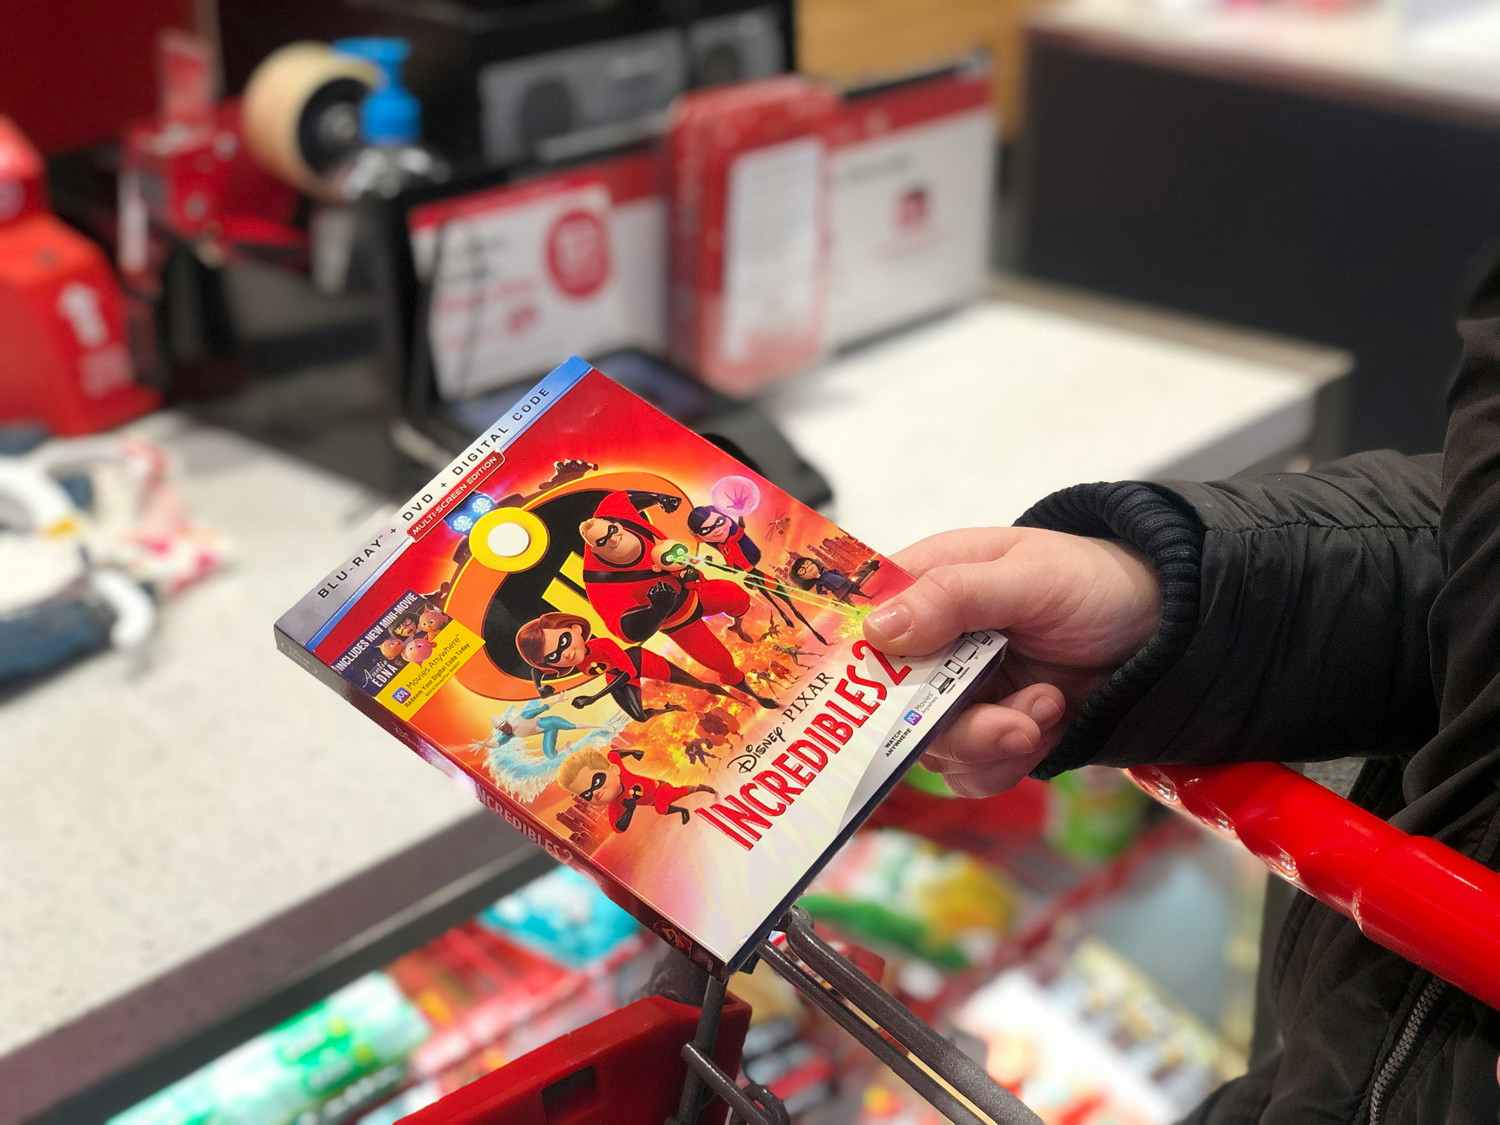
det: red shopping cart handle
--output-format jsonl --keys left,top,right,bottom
{"left": 1130, "top": 762, "right": 1500, "bottom": 1010}
{"left": 401, "top": 994, "right": 751, "bottom": 1125}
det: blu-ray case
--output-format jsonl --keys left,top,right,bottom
{"left": 276, "top": 356, "right": 1006, "bottom": 974}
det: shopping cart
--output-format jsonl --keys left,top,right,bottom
{"left": 400, "top": 762, "right": 1500, "bottom": 1124}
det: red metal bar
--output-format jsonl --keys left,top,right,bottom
{"left": 1128, "top": 762, "right": 1500, "bottom": 1010}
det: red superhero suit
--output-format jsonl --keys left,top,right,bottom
{"left": 595, "top": 748, "right": 705, "bottom": 831}
{"left": 580, "top": 491, "right": 769, "bottom": 702}
{"left": 716, "top": 522, "right": 755, "bottom": 570}
{"left": 687, "top": 504, "right": 829, "bottom": 645}
{"left": 543, "top": 635, "right": 730, "bottom": 722}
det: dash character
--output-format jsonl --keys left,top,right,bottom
{"left": 558, "top": 747, "right": 715, "bottom": 832}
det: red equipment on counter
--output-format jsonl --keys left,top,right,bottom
{"left": 118, "top": 31, "right": 302, "bottom": 285}
{"left": 0, "top": 117, "right": 159, "bottom": 435}
{"left": 666, "top": 77, "right": 840, "bottom": 396}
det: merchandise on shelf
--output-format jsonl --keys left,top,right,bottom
{"left": 109, "top": 973, "right": 430, "bottom": 1125}
{"left": 478, "top": 865, "right": 643, "bottom": 971}
{"left": 952, "top": 941, "right": 1242, "bottom": 1124}
{"left": 800, "top": 828, "right": 1019, "bottom": 971}
{"left": 1045, "top": 766, "right": 1149, "bottom": 863}
{"left": 111, "top": 865, "right": 659, "bottom": 1125}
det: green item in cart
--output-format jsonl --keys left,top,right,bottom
{"left": 1045, "top": 766, "right": 1147, "bottom": 862}
{"left": 903, "top": 763, "right": 955, "bottom": 796}
{"left": 798, "top": 829, "right": 1018, "bottom": 972}
{"left": 798, "top": 893, "right": 971, "bottom": 969}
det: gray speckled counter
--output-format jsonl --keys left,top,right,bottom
{"left": 0, "top": 287, "right": 1348, "bottom": 1121}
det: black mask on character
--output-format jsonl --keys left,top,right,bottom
{"left": 581, "top": 771, "right": 609, "bottom": 801}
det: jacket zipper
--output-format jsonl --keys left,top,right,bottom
{"left": 1367, "top": 975, "right": 1446, "bottom": 1125}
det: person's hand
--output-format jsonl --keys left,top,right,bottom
{"left": 863, "top": 527, "right": 1162, "bottom": 797}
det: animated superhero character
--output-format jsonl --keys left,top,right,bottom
{"left": 748, "top": 668, "right": 781, "bottom": 694}
{"left": 769, "top": 640, "right": 816, "bottom": 668}
{"left": 418, "top": 606, "right": 450, "bottom": 634}
{"left": 684, "top": 707, "right": 739, "bottom": 765}
{"left": 379, "top": 637, "right": 406, "bottom": 661}
{"left": 787, "top": 557, "right": 880, "bottom": 602}
{"left": 403, "top": 635, "right": 435, "bottom": 664}
{"left": 683, "top": 738, "right": 718, "bottom": 766}
{"left": 768, "top": 660, "right": 797, "bottom": 684}
{"left": 557, "top": 747, "right": 716, "bottom": 832}
{"left": 516, "top": 611, "right": 751, "bottom": 721}
{"left": 390, "top": 615, "right": 419, "bottom": 639}
{"left": 577, "top": 491, "right": 776, "bottom": 707}
{"left": 687, "top": 504, "right": 828, "bottom": 645}
{"left": 480, "top": 699, "right": 605, "bottom": 760}
{"left": 765, "top": 515, "right": 791, "bottom": 537}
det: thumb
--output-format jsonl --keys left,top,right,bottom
{"left": 864, "top": 560, "right": 1026, "bottom": 655}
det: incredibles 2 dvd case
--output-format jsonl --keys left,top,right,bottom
{"left": 276, "top": 357, "right": 1006, "bottom": 973}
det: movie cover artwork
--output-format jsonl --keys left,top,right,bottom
{"left": 278, "top": 358, "right": 1004, "bottom": 970}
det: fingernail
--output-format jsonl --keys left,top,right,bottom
{"left": 865, "top": 601, "right": 912, "bottom": 641}
{"left": 1030, "top": 696, "right": 1062, "bottom": 727}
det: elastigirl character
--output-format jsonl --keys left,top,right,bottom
{"left": 688, "top": 504, "right": 828, "bottom": 644}
{"left": 578, "top": 491, "right": 776, "bottom": 708}
{"left": 558, "top": 747, "right": 716, "bottom": 832}
{"left": 515, "top": 611, "right": 750, "bottom": 721}
{"left": 787, "top": 556, "right": 880, "bottom": 602}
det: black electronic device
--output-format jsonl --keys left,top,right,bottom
{"left": 216, "top": 0, "right": 794, "bottom": 174}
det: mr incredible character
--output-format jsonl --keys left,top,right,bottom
{"left": 578, "top": 490, "right": 776, "bottom": 708}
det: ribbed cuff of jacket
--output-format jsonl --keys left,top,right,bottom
{"left": 1015, "top": 482, "right": 1204, "bottom": 780}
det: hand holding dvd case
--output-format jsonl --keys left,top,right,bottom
{"left": 276, "top": 357, "right": 1006, "bottom": 974}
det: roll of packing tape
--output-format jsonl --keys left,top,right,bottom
{"left": 242, "top": 42, "right": 377, "bottom": 198}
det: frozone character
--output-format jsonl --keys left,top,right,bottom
{"left": 482, "top": 699, "right": 604, "bottom": 760}
{"left": 688, "top": 504, "right": 828, "bottom": 645}
{"left": 787, "top": 556, "right": 880, "bottom": 602}
{"left": 578, "top": 490, "right": 775, "bottom": 707}
{"left": 516, "top": 611, "right": 752, "bottom": 720}
{"left": 558, "top": 747, "right": 715, "bottom": 831}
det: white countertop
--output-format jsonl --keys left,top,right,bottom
{"left": 0, "top": 288, "right": 1346, "bottom": 1118}
{"left": 1033, "top": 0, "right": 1500, "bottom": 118}
{"left": 0, "top": 421, "right": 478, "bottom": 1060}
{"left": 764, "top": 297, "right": 1341, "bottom": 549}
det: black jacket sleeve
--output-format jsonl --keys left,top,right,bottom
{"left": 1396, "top": 263, "right": 1500, "bottom": 837}
{"left": 1019, "top": 451, "right": 1444, "bottom": 779}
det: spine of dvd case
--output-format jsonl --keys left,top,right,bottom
{"left": 277, "top": 622, "right": 728, "bottom": 978}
